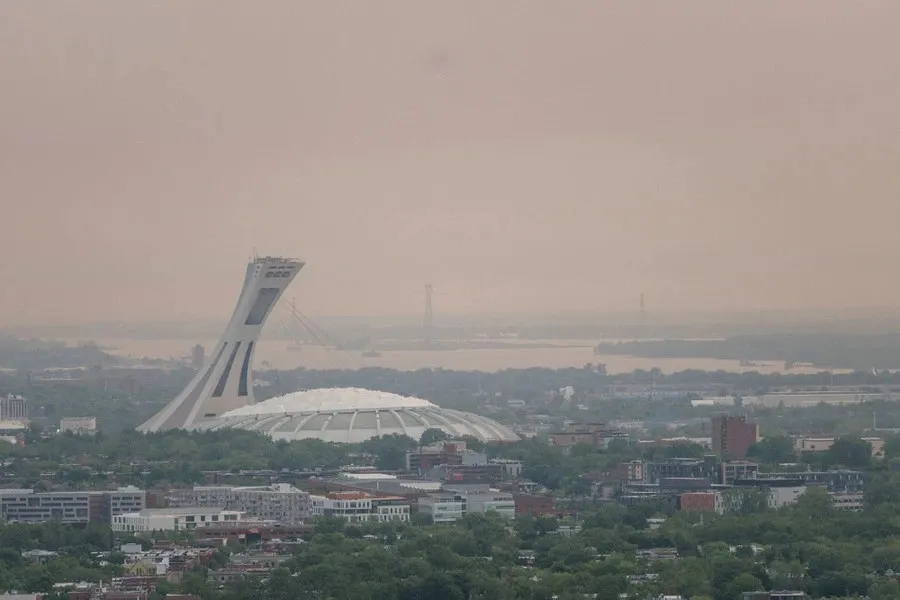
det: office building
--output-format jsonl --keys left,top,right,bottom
{"left": 0, "top": 487, "right": 145, "bottom": 524}
{"left": 418, "top": 493, "right": 467, "bottom": 524}
{"left": 105, "top": 486, "right": 147, "bottom": 521}
{"left": 418, "top": 488, "right": 515, "bottom": 523}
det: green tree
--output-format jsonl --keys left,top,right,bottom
{"left": 747, "top": 434, "right": 795, "bottom": 465}
{"left": 724, "top": 573, "right": 764, "bottom": 600}
{"left": 265, "top": 566, "right": 305, "bottom": 600}
{"left": 867, "top": 473, "right": 900, "bottom": 505}
{"left": 178, "top": 571, "right": 213, "bottom": 598}
{"left": 360, "top": 434, "right": 417, "bottom": 471}
{"left": 419, "top": 428, "right": 450, "bottom": 446}
{"left": 825, "top": 435, "right": 872, "bottom": 469}
{"left": 870, "top": 577, "right": 900, "bottom": 600}
{"left": 793, "top": 486, "right": 834, "bottom": 519}
{"left": 657, "top": 557, "right": 710, "bottom": 598}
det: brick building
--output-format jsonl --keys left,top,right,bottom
{"left": 711, "top": 415, "right": 759, "bottom": 459}
{"left": 548, "top": 423, "right": 628, "bottom": 449}
{"left": 679, "top": 491, "right": 724, "bottom": 514}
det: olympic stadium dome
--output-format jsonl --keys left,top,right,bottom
{"left": 188, "top": 387, "right": 520, "bottom": 444}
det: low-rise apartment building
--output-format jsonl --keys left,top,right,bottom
{"left": 112, "top": 508, "right": 244, "bottom": 532}
{"left": 169, "top": 483, "right": 309, "bottom": 523}
{"left": 308, "top": 492, "right": 410, "bottom": 523}
{"left": 830, "top": 491, "right": 864, "bottom": 511}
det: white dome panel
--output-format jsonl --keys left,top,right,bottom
{"left": 188, "top": 387, "right": 519, "bottom": 444}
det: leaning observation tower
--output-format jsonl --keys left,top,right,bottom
{"left": 137, "top": 256, "right": 304, "bottom": 432}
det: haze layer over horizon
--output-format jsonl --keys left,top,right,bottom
{"left": 1, "top": 1, "right": 899, "bottom": 326}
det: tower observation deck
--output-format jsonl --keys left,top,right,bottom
{"left": 137, "top": 256, "right": 304, "bottom": 433}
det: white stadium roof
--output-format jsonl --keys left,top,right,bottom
{"left": 188, "top": 387, "right": 519, "bottom": 444}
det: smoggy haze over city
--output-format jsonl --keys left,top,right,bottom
{"left": 1, "top": 1, "right": 899, "bottom": 326}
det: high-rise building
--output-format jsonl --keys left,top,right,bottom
{"left": 137, "top": 256, "right": 303, "bottom": 432}
{"left": 711, "top": 415, "right": 759, "bottom": 459}
{"left": 190, "top": 344, "right": 205, "bottom": 369}
{"left": 0, "top": 394, "right": 27, "bottom": 423}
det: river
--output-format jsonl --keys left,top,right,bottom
{"left": 83, "top": 338, "right": 832, "bottom": 375}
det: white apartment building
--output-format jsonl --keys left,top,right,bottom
{"left": 169, "top": 483, "right": 309, "bottom": 523}
{"left": 112, "top": 508, "right": 244, "bottom": 533}
{"left": 308, "top": 492, "right": 409, "bottom": 523}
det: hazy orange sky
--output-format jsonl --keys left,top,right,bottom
{"left": 1, "top": 1, "right": 899, "bottom": 325}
